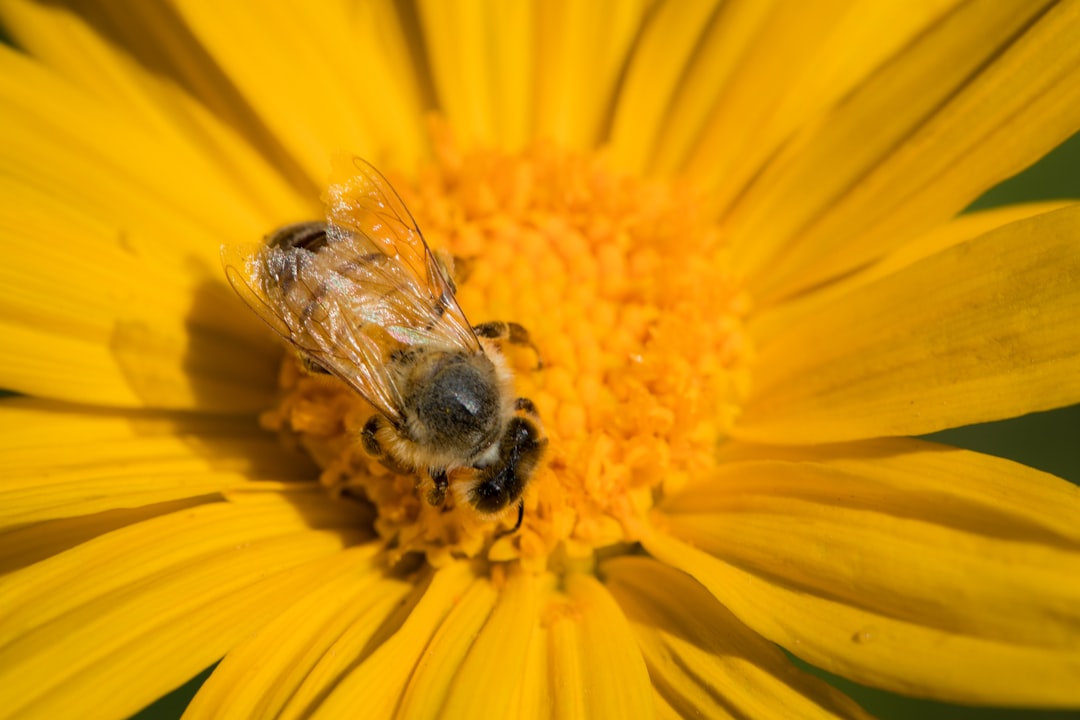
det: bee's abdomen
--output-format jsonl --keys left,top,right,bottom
{"left": 267, "top": 222, "right": 329, "bottom": 253}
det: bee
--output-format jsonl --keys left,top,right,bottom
{"left": 223, "top": 159, "right": 546, "bottom": 532}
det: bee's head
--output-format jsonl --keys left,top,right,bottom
{"left": 405, "top": 352, "right": 502, "bottom": 458}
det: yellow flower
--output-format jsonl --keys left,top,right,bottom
{"left": 2, "top": 2, "right": 1080, "bottom": 719}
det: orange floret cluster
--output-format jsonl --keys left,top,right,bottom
{"left": 261, "top": 134, "right": 751, "bottom": 571}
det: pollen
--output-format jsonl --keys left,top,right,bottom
{"left": 260, "top": 130, "right": 752, "bottom": 572}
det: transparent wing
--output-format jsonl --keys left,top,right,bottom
{"left": 325, "top": 158, "right": 479, "bottom": 352}
{"left": 222, "top": 241, "right": 296, "bottom": 341}
{"left": 221, "top": 160, "right": 480, "bottom": 424}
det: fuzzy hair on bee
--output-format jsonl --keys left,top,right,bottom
{"left": 223, "top": 158, "right": 545, "bottom": 532}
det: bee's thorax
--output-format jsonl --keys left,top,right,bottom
{"left": 401, "top": 351, "right": 503, "bottom": 462}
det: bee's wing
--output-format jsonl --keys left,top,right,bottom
{"left": 222, "top": 236, "right": 416, "bottom": 422}
{"left": 221, "top": 159, "right": 481, "bottom": 425}
{"left": 325, "top": 158, "right": 480, "bottom": 353}
{"left": 222, "top": 242, "right": 295, "bottom": 340}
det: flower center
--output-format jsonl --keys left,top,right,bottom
{"left": 261, "top": 133, "right": 751, "bottom": 571}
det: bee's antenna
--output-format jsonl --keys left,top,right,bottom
{"left": 494, "top": 500, "right": 525, "bottom": 540}
{"left": 512, "top": 499, "right": 524, "bottom": 533}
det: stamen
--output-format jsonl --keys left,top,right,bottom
{"left": 261, "top": 131, "right": 751, "bottom": 569}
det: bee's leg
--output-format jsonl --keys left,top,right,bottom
{"left": 427, "top": 468, "right": 449, "bottom": 507}
{"left": 473, "top": 320, "right": 532, "bottom": 345}
{"left": 361, "top": 416, "right": 413, "bottom": 476}
{"left": 433, "top": 250, "right": 457, "bottom": 294}
{"left": 298, "top": 352, "right": 331, "bottom": 375}
{"left": 433, "top": 249, "right": 474, "bottom": 291}
{"left": 494, "top": 500, "right": 525, "bottom": 540}
{"left": 360, "top": 416, "right": 384, "bottom": 458}
{"left": 473, "top": 321, "right": 543, "bottom": 369}
{"left": 514, "top": 397, "right": 541, "bottom": 419}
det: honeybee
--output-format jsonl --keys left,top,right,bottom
{"left": 224, "top": 159, "right": 546, "bottom": 532}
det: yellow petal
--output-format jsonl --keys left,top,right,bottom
{"left": 725, "top": 1, "right": 1080, "bottom": 302}
{"left": 607, "top": 0, "right": 722, "bottom": 174}
{"left": 272, "top": 570, "right": 433, "bottom": 720}
{"left": 416, "top": 0, "right": 497, "bottom": 148}
{"left": 532, "top": 0, "right": 650, "bottom": 152}
{"left": 0, "top": 491, "right": 361, "bottom": 645}
{"left": 0, "top": 493, "right": 367, "bottom": 719}
{"left": 651, "top": 690, "right": 681, "bottom": 720}
{"left": 0, "top": 1, "right": 317, "bottom": 211}
{"left": 749, "top": 201, "right": 1072, "bottom": 346}
{"left": 603, "top": 556, "right": 871, "bottom": 719}
{"left": 0, "top": 397, "right": 310, "bottom": 531}
{"left": 505, "top": 576, "right": 553, "bottom": 720}
{"left": 647, "top": 439, "right": 1080, "bottom": 705}
{"left": 183, "top": 545, "right": 413, "bottom": 719}
{"left": 396, "top": 575, "right": 499, "bottom": 719}
{"left": 0, "top": 48, "right": 300, "bottom": 410}
{"left": 487, "top": 0, "right": 537, "bottom": 151}
{"left": 545, "top": 593, "right": 587, "bottom": 720}
{"left": 0, "top": 189, "right": 280, "bottom": 410}
{"left": 658, "top": 0, "right": 908, "bottom": 179}
{"left": 545, "top": 573, "right": 654, "bottom": 720}
{"left": 170, "top": 0, "right": 427, "bottom": 180}
{"left": 646, "top": 531, "right": 1080, "bottom": 707}
{"left": 1, "top": 497, "right": 211, "bottom": 575}
{"left": 737, "top": 203, "right": 1080, "bottom": 444}
{"left": 707, "top": 437, "right": 1080, "bottom": 545}
{"left": 664, "top": 472, "right": 1080, "bottom": 648}
{"left": 440, "top": 569, "right": 539, "bottom": 718}
{"left": 308, "top": 562, "right": 478, "bottom": 719}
